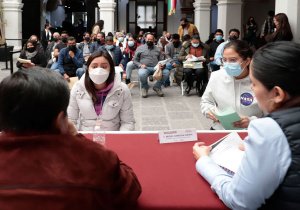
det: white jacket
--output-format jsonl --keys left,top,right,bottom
{"left": 67, "top": 73, "right": 135, "bottom": 131}
{"left": 200, "top": 68, "right": 263, "bottom": 130}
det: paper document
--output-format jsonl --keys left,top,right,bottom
{"left": 115, "top": 66, "right": 124, "bottom": 73}
{"left": 183, "top": 61, "right": 203, "bottom": 69}
{"left": 158, "top": 58, "right": 172, "bottom": 66}
{"left": 154, "top": 59, "right": 172, "bottom": 70}
{"left": 17, "top": 58, "right": 32, "bottom": 64}
{"left": 209, "top": 132, "right": 244, "bottom": 174}
{"left": 212, "top": 107, "right": 242, "bottom": 130}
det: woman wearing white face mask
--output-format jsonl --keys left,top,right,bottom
{"left": 67, "top": 51, "right": 135, "bottom": 131}
{"left": 200, "top": 40, "right": 263, "bottom": 130}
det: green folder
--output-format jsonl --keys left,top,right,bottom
{"left": 213, "top": 107, "right": 243, "bottom": 130}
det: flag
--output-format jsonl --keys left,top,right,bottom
{"left": 168, "top": 0, "right": 176, "bottom": 16}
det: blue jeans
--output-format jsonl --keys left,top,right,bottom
{"left": 138, "top": 66, "right": 170, "bottom": 89}
{"left": 53, "top": 68, "right": 85, "bottom": 79}
{"left": 126, "top": 61, "right": 138, "bottom": 80}
{"left": 50, "top": 62, "right": 59, "bottom": 70}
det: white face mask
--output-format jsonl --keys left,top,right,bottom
{"left": 89, "top": 67, "right": 110, "bottom": 85}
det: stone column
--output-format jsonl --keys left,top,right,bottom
{"left": 193, "top": 0, "right": 211, "bottom": 42}
{"left": 275, "top": 0, "right": 300, "bottom": 43}
{"left": 217, "top": 0, "right": 242, "bottom": 39}
{"left": 98, "top": 0, "right": 116, "bottom": 34}
{"left": 0, "top": 0, "right": 24, "bottom": 50}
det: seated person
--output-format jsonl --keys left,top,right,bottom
{"left": 208, "top": 29, "right": 224, "bottom": 71}
{"left": 0, "top": 68, "right": 141, "bottom": 209}
{"left": 193, "top": 41, "right": 300, "bottom": 209}
{"left": 45, "top": 32, "right": 61, "bottom": 68}
{"left": 178, "top": 34, "right": 209, "bottom": 96}
{"left": 68, "top": 51, "right": 135, "bottom": 131}
{"left": 22, "top": 34, "right": 44, "bottom": 53}
{"left": 55, "top": 36, "right": 85, "bottom": 80}
{"left": 133, "top": 33, "right": 169, "bottom": 98}
{"left": 123, "top": 35, "right": 141, "bottom": 85}
{"left": 90, "top": 32, "right": 105, "bottom": 54}
{"left": 115, "top": 32, "right": 126, "bottom": 52}
{"left": 77, "top": 32, "right": 92, "bottom": 62}
{"left": 99, "top": 36, "right": 124, "bottom": 69}
{"left": 50, "top": 31, "right": 68, "bottom": 70}
{"left": 200, "top": 40, "right": 263, "bottom": 130}
{"left": 164, "top": 33, "right": 182, "bottom": 86}
{"left": 16, "top": 40, "right": 47, "bottom": 69}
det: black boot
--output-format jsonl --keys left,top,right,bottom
{"left": 198, "top": 83, "right": 207, "bottom": 97}
{"left": 185, "top": 86, "right": 192, "bottom": 95}
{"left": 125, "top": 79, "right": 131, "bottom": 84}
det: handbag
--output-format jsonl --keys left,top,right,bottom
{"left": 153, "top": 67, "right": 162, "bottom": 81}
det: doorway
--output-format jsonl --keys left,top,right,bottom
{"left": 127, "top": 0, "right": 166, "bottom": 37}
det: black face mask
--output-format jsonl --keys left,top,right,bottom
{"left": 173, "top": 41, "right": 180, "bottom": 48}
{"left": 229, "top": 35, "right": 238, "bottom": 41}
{"left": 97, "top": 39, "right": 101, "bottom": 44}
{"left": 85, "top": 37, "right": 90, "bottom": 42}
{"left": 146, "top": 41, "right": 154, "bottom": 47}
{"left": 68, "top": 45, "right": 76, "bottom": 52}
{"left": 181, "top": 24, "right": 186, "bottom": 28}
{"left": 61, "top": 37, "right": 67, "bottom": 43}
{"left": 53, "top": 38, "right": 59, "bottom": 42}
{"left": 27, "top": 47, "right": 35, "bottom": 53}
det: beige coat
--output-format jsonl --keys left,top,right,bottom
{"left": 67, "top": 73, "right": 135, "bottom": 131}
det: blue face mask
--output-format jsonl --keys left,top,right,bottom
{"left": 215, "top": 35, "right": 223, "bottom": 41}
{"left": 223, "top": 62, "right": 243, "bottom": 77}
{"left": 118, "top": 37, "right": 124, "bottom": 42}
{"left": 128, "top": 41, "right": 135, "bottom": 47}
{"left": 105, "top": 45, "right": 114, "bottom": 51}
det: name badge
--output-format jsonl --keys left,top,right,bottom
{"left": 159, "top": 128, "right": 197, "bottom": 144}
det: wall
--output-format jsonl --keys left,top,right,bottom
{"left": 118, "top": 0, "right": 127, "bottom": 32}
{"left": 166, "top": 0, "right": 183, "bottom": 34}
{"left": 211, "top": 4, "right": 218, "bottom": 33}
{"left": 49, "top": 5, "right": 65, "bottom": 27}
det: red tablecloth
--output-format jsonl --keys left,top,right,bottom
{"left": 85, "top": 132, "right": 247, "bottom": 210}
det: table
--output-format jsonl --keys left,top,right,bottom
{"left": 84, "top": 131, "right": 247, "bottom": 210}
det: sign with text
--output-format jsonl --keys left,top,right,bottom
{"left": 159, "top": 128, "right": 197, "bottom": 144}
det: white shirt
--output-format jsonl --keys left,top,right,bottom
{"left": 200, "top": 69, "right": 263, "bottom": 129}
{"left": 196, "top": 117, "right": 291, "bottom": 210}
{"left": 214, "top": 40, "right": 229, "bottom": 66}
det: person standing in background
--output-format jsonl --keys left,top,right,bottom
{"left": 260, "top": 10, "right": 275, "bottom": 41}
{"left": 269, "top": 13, "right": 293, "bottom": 42}
{"left": 177, "top": 17, "right": 199, "bottom": 41}
{"left": 244, "top": 16, "right": 257, "bottom": 46}
{"left": 41, "top": 23, "right": 52, "bottom": 51}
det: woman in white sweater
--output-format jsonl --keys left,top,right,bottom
{"left": 67, "top": 51, "right": 135, "bottom": 131}
{"left": 201, "top": 40, "right": 263, "bottom": 130}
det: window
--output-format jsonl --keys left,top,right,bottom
{"left": 137, "top": 5, "right": 156, "bottom": 29}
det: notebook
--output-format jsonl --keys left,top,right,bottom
{"left": 209, "top": 132, "right": 245, "bottom": 174}
{"left": 212, "top": 107, "right": 243, "bottom": 130}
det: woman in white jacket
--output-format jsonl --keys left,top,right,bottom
{"left": 201, "top": 40, "right": 263, "bottom": 130}
{"left": 67, "top": 51, "right": 135, "bottom": 131}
